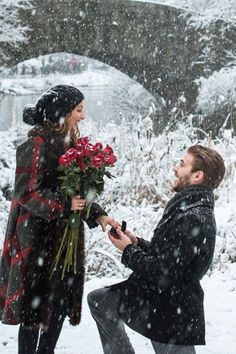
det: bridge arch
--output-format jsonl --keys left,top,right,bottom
{"left": 3, "top": 0, "right": 204, "bottom": 111}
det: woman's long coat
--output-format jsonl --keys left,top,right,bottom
{"left": 0, "top": 125, "right": 105, "bottom": 327}
{"left": 111, "top": 186, "right": 216, "bottom": 345}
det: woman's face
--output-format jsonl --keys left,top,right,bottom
{"left": 68, "top": 100, "right": 85, "bottom": 131}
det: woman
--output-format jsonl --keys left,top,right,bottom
{"left": 0, "top": 85, "right": 118, "bottom": 354}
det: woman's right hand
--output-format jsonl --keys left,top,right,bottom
{"left": 71, "top": 195, "right": 86, "bottom": 211}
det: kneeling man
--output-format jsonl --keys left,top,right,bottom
{"left": 88, "top": 145, "right": 225, "bottom": 354}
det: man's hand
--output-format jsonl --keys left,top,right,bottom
{"left": 124, "top": 230, "right": 138, "bottom": 245}
{"left": 109, "top": 228, "right": 132, "bottom": 251}
{"left": 96, "top": 215, "right": 119, "bottom": 232}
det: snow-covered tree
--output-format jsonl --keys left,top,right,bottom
{"left": 0, "top": 0, "right": 32, "bottom": 61}
{"left": 136, "top": 0, "right": 236, "bottom": 26}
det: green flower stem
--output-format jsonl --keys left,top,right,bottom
{"left": 51, "top": 211, "right": 81, "bottom": 280}
{"left": 62, "top": 232, "right": 73, "bottom": 279}
{"left": 50, "top": 221, "right": 70, "bottom": 279}
{"left": 85, "top": 202, "right": 92, "bottom": 220}
{"left": 73, "top": 214, "right": 80, "bottom": 274}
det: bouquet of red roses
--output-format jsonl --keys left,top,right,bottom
{"left": 50, "top": 136, "right": 117, "bottom": 279}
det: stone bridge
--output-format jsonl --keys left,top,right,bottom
{"left": 2, "top": 0, "right": 231, "bottom": 131}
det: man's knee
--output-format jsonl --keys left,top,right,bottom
{"left": 87, "top": 288, "right": 105, "bottom": 310}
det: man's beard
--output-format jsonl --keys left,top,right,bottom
{"left": 172, "top": 175, "right": 192, "bottom": 192}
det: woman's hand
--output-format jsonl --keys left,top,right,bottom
{"left": 71, "top": 195, "right": 86, "bottom": 211}
{"left": 96, "top": 215, "right": 120, "bottom": 232}
{"left": 109, "top": 228, "right": 132, "bottom": 251}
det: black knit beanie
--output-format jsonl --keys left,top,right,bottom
{"left": 23, "top": 85, "right": 84, "bottom": 126}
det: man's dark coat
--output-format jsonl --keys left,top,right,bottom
{"left": 0, "top": 125, "right": 105, "bottom": 327}
{"left": 113, "top": 185, "right": 216, "bottom": 345}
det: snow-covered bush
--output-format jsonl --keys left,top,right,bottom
{"left": 196, "top": 66, "right": 236, "bottom": 116}
{"left": 195, "top": 66, "right": 236, "bottom": 135}
{"left": 1, "top": 114, "right": 236, "bottom": 277}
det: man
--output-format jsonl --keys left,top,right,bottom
{"left": 87, "top": 145, "right": 225, "bottom": 354}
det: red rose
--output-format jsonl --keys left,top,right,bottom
{"left": 105, "top": 154, "right": 117, "bottom": 165}
{"left": 103, "top": 145, "right": 113, "bottom": 155}
{"left": 66, "top": 148, "right": 77, "bottom": 156}
{"left": 75, "top": 150, "right": 85, "bottom": 159}
{"left": 84, "top": 143, "right": 94, "bottom": 157}
{"left": 76, "top": 143, "right": 84, "bottom": 153}
{"left": 77, "top": 137, "right": 89, "bottom": 146}
{"left": 93, "top": 142, "right": 103, "bottom": 151}
{"left": 92, "top": 153, "right": 105, "bottom": 168}
{"left": 76, "top": 160, "right": 87, "bottom": 171}
{"left": 65, "top": 148, "right": 77, "bottom": 161}
{"left": 59, "top": 155, "right": 70, "bottom": 166}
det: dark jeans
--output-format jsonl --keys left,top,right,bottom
{"left": 18, "top": 276, "right": 71, "bottom": 354}
{"left": 18, "top": 313, "right": 65, "bottom": 354}
{"left": 87, "top": 287, "right": 196, "bottom": 354}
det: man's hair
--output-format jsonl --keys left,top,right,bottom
{"left": 188, "top": 145, "right": 225, "bottom": 189}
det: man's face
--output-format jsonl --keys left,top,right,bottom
{"left": 172, "top": 152, "right": 196, "bottom": 192}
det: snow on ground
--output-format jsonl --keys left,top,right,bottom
{"left": 0, "top": 273, "right": 235, "bottom": 354}
{"left": 0, "top": 69, "right": 114, "bottom": 95}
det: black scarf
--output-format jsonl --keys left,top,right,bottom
{"left": 155, "top": 185, "right": 214, "bottom": 232}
